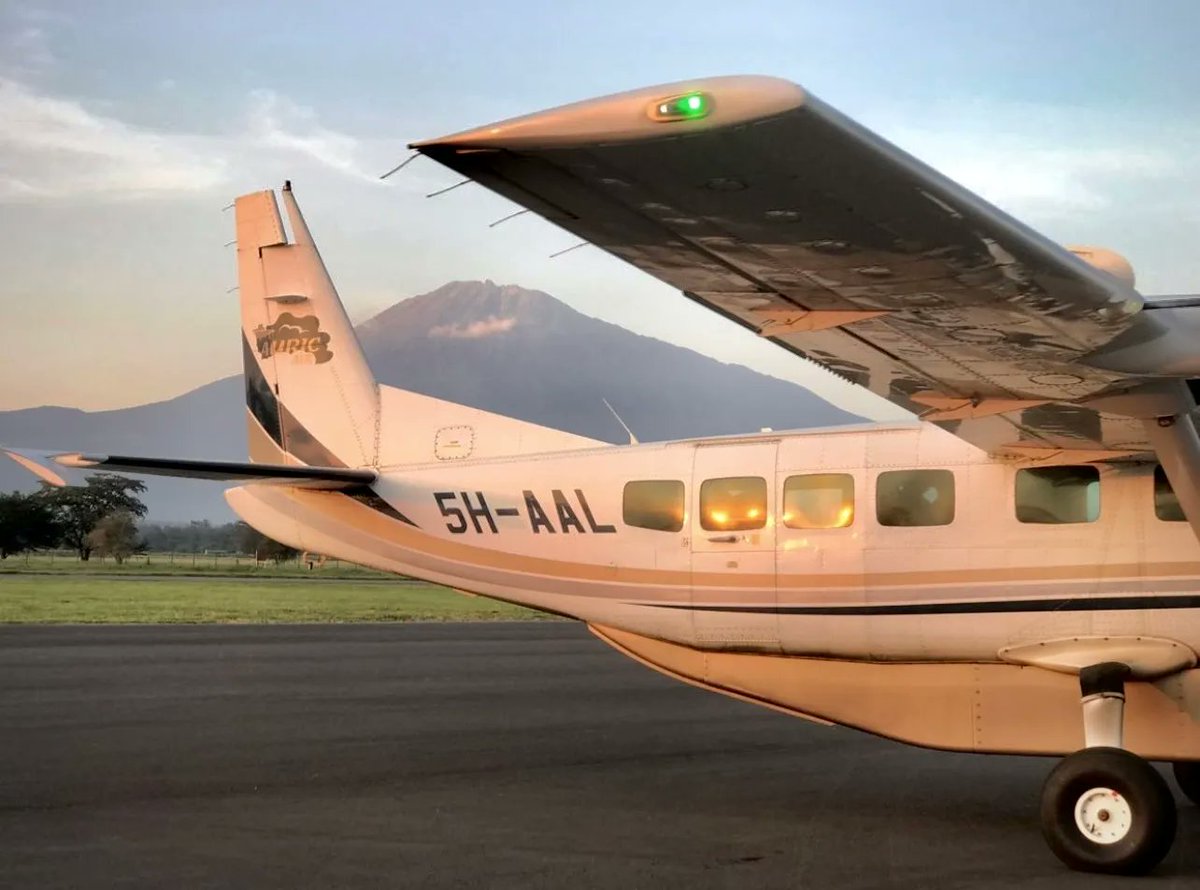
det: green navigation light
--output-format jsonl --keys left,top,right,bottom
{"left": 648, "top": 91, "right": 713, "bottom": 123}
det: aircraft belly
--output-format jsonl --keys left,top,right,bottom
{"left": 772, "top": 598, "right": 1200, "bottom": 663}
{"left": 592, "top": 624, "right": 1200, "bottom": 759}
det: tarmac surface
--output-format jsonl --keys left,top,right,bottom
{"left": 2, "top": 622, "right": 1199, "bottom": 889}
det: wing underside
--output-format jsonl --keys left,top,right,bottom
{"left": 413, "top": 75, "right": 1166, "bottom": 459}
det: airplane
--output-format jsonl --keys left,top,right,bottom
{"left": 9, "top": 74, "right": 1200, "bottom": 875}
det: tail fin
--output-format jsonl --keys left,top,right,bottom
{"left": 236, "top": 184, "right": 379, "bottom": 468}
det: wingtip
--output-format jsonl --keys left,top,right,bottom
{"left": 1, "top": 448, "right": 69, "bottom": 487}
{"left": 412, "top": 75, "right": 807, "bottom": 152}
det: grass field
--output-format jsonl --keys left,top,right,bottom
{"left": 0, "top": 576, "right": 547, "bottom": 624}
{"left": 0, "top": 551, "right": 390, "bottom": 579}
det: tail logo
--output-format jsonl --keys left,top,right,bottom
{"left": 254, "top": 312, "right": 333, "bottom": 365}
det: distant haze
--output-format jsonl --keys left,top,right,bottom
{"left": 0, "top": 281, "right": 858, "bottom": 521}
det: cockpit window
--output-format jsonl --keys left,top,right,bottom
{"left": 876, "top": 469, "right": 955, "bottom": 527}
{"left": 1015, "top": 466, "right": 1099, "bottom": 524}
{"left": 623, "top": 480, "right": 685, "bottom": 532}
{"left": 700, "top": 476, "right": 767, "bottom": 531}
{"left": 1154, "top": 464, "right": 1185, "bottom": 522}
{"left": 783, "top": 473, "right": 854, "bottom": 529}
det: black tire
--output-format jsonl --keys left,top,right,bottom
{"left": 1172, "top": 760, "right": 1200, "bottom": 806}
{"left": 1041, "top": 748, "right": 1176, "bottom": 875}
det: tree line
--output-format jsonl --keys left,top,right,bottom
{"left": 0, "top": 473, "right": 297, "bottom": 563}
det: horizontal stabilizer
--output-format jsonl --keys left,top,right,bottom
{"left": 2, "top": 447, "right": 376, "bottom": 490}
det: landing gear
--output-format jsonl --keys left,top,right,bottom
{"left": 1041, "top": 748, "right": 1176, "bottom": 874}
{"left": 1039, "top": 662, "right": 1177, "bottom": 874}
{"left": 1173, "top": 761, "right": 1200, "bottom": 806}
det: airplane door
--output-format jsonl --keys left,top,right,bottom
{"left": 690, "top": 441, "right": 779, "bottom": 651}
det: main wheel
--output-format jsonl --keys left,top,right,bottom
{"left": 1172, "top": 760, "right": 1200, "bottom": 806}
{"left": 1041, "top": 748, "right": 1176, "bottom": 874}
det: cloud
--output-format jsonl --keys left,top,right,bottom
{"left": 877, "top": 102, "right": 1181, "bottom": 220}
{"left": 0, "top": 5, "right": 67, "bottom": 78}
{"left": 429, "top": 316, "right": 517, "bottom": 339}
{"left": 900, "top": 132, "right": 1172, "bottom": 216}
{"left": 245, "top": 89, "right": 378, "bottom": 183}
{"left": 0, "top": 78, "right": 228, "bottom": 201}
{"left": 0, "top": 77, "right": 388, "bottom": 203}
{"left": 1, "top": 24, "right": 54, "bottom": 76}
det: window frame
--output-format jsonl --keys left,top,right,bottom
{"left": 875, "top": 468, "right": 956, "bottom": 528}
{"left": 1014, "top": 465, "right": 1100, "bottom": 525}
{"left": 782, "top": 472, "right": 855, "bottom": 530}
{"left": 621, "top": 479, "right": 686, "bottom": 533}
{"left": 699, "top": 475, "right": 768, "bottom": 532}
{"left": 1153, "top": 464, "right": 1186, "bottom": 523}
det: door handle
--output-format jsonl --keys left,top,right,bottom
{"left": 707, "top": 534, "right": 740, "bottom": 543}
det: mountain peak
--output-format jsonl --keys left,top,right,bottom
{"left": 1, "top": 279, "right": 859, "bottom": 520}
{"left": 358, "top": 280, "right": 579, "bottom": 345}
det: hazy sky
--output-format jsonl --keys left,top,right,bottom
{"left": 3, "top": 1, "right": 1199, "bottom": 420}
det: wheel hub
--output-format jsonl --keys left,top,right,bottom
{"left": 1074, "top": 786, "right": 1132, "bottom": 845}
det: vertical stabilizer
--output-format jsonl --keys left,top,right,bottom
{"left": 235, "top": 185, "right": 379, "bottom": 467}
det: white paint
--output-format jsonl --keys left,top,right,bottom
{"left": 1074, "top": 788, "right": 1132, "bottom": 845}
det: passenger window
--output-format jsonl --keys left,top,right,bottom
{"left": 783, "top": 474, "right": 854, "bottom": 529}
{"left": 700, "top": 477, "right": 767, "bottom": 531}
{"left": 623, "top": 480, "right": 685, "bottom": 532}
{"left": 1154, "top": 465, "right": 1185, "bottom": 522}
{"left": 876, "top": 469, "right": 954, "bottom": 527}
{"left": 1015, "top": 466, "right": 1099, "bottom": 524}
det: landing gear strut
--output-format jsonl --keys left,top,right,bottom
{"left": 1039, "top": 663, "right": 1177, "bottom": 874}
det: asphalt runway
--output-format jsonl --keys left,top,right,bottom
{"left": 2, "top": 623, "right": 1198, "bottom": 889}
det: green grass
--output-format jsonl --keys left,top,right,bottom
{"left": 1, "top": 551, "right": 391, "bottom": 579}
{"left": 0, "top": 576, "right": 549, "bottom": 624}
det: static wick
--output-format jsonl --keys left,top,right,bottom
{"left": 226, "top": 285, "right": 240, "bottom": 294}
{"left": 425, "top": 178, "right": 471, "bottom": 199}
{"left": 221, "top": 202, "right": 234, "bottom": 211}
{"left": 488, "top": 209, "right": 531, "bottom": 228}
{"left": 379, "top": 153, "right": 419, "bottom": 181}
{"left": 223, "top": 239, "right": 236, "bottom": 247}
{"left": 549, "top": 241, "right": 590, "bottom": 259}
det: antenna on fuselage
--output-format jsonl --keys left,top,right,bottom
{"left": 602, "top": 398, "right": 639, "bottom": 445}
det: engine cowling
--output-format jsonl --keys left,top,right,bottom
{"left": 1067, "top": 245, "right": 1136, "bottom": 288}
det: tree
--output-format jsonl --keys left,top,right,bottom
{"left": 0, "top": 490, "right": 59, "bottom": 558}
{"left": 86, "top": 510, "right": 142, "bottom": 564}
{"left": 45, "top": 474, "right": 148, "bottom": 561}
{"left": 140, "top": 520, "right": 243, "bottom": 553}
{"left": 235, "top": 522, "right": 298, "bottom": 564}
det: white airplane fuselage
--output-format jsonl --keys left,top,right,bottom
{"left": 232, "top": 419, "right": 1200, "bottom": 661}
{"left": 229, "top": 416, "right": 1200, "bottom": 761}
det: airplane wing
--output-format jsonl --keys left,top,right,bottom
{"left": 412, "top": 75, "right": 1178, "bottom": 460}
{"left": 1, "top": 447, "right": 377, "bottom": 490}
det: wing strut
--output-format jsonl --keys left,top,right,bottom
{"left": 1142, "top": 383, "right": 1200, "bottom": 546}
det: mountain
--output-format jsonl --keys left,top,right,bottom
{"left": 0, "top": 281, "right": 858, "bottom": 520}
